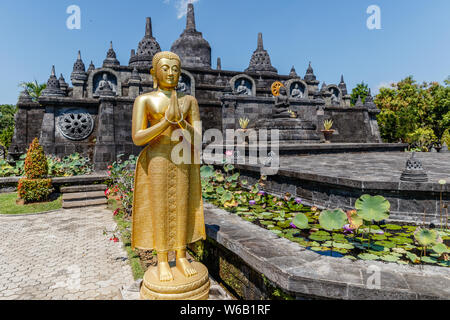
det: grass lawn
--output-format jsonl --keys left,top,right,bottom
{"left": 0, "top": 192, "right": 62, "bottom": 215}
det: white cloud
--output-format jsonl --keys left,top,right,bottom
{"left": 164, "top": 0, "right": 200, "bottom": 19}
{"left": 374, "top": 80, "right": 395, "bottom": 94}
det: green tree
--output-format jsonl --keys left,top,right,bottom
{"left": 19, "top": 81, "right": 46, "bottom": 101}
{"left": 350, "top": 82, "right": 370, "bottom": 106}
{"left": 0, "top": 104, "right": 17, "bottom": 150}
{"left": 374, "top": 76, "right": 450, "bottom": 148}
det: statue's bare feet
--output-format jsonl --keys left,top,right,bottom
{"left": 176, "top": 258, "right": 198, "bottom": 278}
{"left": 158, "top": 262, "right": 174, "bottom": 282}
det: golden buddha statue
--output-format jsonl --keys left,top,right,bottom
{"left": 131, "top": 51, "right": 209, "bottom": 299}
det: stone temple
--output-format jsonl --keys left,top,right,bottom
{"left": 9, "top": 3, "right": 382, "bottom": 170}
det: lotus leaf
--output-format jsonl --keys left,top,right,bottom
{"left": 270, "top": 230, "right": 282, "bottom": 235}
{"left": 406, "top": 252, "right": 419, "bottom": 263}
{"left": 392, "top": 248, "right": 408, "bottom": 254}
{"left": 355, "top": 195, "right": 390, "bottom": 222}
{"left": 357, "top": 253, "right": 379, "bottom": 260}
{"left": 319, "top": 209, "right": 347, "bottom": 231}
{"left": 391, "top": 236, "right": 414, "bottom": 244}
{"left": 200, "top": 165, "right": 215, "bottom": 178}
{"left": 223, "top": 164, "right": 234, "bottom": 172}
{"left": 310, "top": 247, "right": 323, "bottom": 251}
{"left": 333, "top": 242, "right": 354, "bottom": 250}
{"left": 414, "top": 228, "right": 438, "bottom": 246}
{"left": 372, "top": 234, "right": 387, "bottom": 241}
{"left": 220, "top": 191, "right": 233, "bottom": 203}
{"left": 291, "top": 213, "right": 309, "bottom": 229}
{"left": 332, "top": 233, "right": 346, "bottom": 241}
{"left": 309, "top": 234, "right": 331, "bottom": 242}
{"left": 421, "top": 256, "right": 438, "bottom": 264}
{"left": 397, "top": 261, "right": 409, "bottom": 265}
{"left": 277, "top": 221, "right": 291, "bottom": 229}
{"left": 381, "top": 255, "right": 400, "bottom": 262}
{"left": 343, "top": 255, "right": 357, "bottom": 260}
{"left": 383, "top": 224, "right": 402, "bottom": 230}
{"left": 374, "top": 241, "right": 396, "bottom": 249}
{"left": 438, "top": 261, "right": 450, "bottom": 267}
{"left": 432, "top": 243, "right": 449, "bottom": 255}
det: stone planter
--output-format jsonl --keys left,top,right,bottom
{"left": 321, "top": 129, "right": 335, "bottom": 143}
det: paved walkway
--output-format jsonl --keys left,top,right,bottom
{"left": 0, "top": 207, "right": 135, "bottom": 300}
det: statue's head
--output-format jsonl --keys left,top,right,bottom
{"left": 151, "top": 51, "right": 181, "bottom": 90}
{"left": 103, "top": 73, "right": 108, "bottom": 80}
{"left": 295, "top": 84, "right": 299, "bottom": 88}
{"left": 279, "top": 86, "right": 286, "bottom": 95}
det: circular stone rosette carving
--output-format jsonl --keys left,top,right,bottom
{"left": 57, "top": 111, "right": 94, "bottom": 141}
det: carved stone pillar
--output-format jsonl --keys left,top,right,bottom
{"left": 94, "top": 97, "right": 116, "bottom": 170}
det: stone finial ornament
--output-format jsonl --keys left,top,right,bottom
{"left": 103, "top": 41, "right": 120, "bottom": 67}
{"left": 338, "top": 75, "right": 348, "bottom": 96}
{"left": 440, "top": 142, "right": 449, "bottom": 153}
{"left": 71, "top": 51, "right": 88, "bottom": 82}
{"left": 87, "top": 61, "right": 95, "bottom": 73}
{"left": 364, "top": 89, "right": 377, "bottom": 109}
{"left": 130, "top": 67, "right": 141, "bottom": 82}
{"left": 59, "top": 74, "right": 68, "bottom": 94}
{"left": 42, "top": 66, "right": 65, "bottom": 97}
{"left": 400, "top": 152, "right": 428, "bottom": 182}
{"left": 130, "top": 17, "right": 161, "bottom": 68}
{"left": 304, "top": 61, "right": 316, "bottom": 82}
{"left": 171, "top": 3, "right": 211, "bottom": 69}
{"left": 289, "top": 66, "right": 298, "bottom": 78}
{"left": 355, "top": 95, "right": 364, "bottom": 107}
{"left": 245, "top": 32, "right": 277, "bottom": 74}
{"left": 216, "top": 57, "right": 222, "bottom": 71}
{"left": 19, "top": 88, "right": 33, "bottom": 102}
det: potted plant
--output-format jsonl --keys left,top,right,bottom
{"left": 321, "top": 119, "right": 334, "bottom": 143}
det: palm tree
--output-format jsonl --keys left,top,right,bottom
{"left": 19, "top": 80, "right": 47, "bottom": 101}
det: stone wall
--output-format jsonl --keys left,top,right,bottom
{"left": 323, "top": 107, "right": 381, "bottom": 143}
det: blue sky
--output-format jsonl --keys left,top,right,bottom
{"left": 0, "top": 0, "right": 449, "bottom": 104}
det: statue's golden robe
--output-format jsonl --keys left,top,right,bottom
{"left": 131, "top": 132, "right": 206, "bottom": 251}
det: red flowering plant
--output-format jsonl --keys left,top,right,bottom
{"left": 107, "top": 154, "right": 136, "bottom": 217}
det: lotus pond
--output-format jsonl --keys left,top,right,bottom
{"left": 200, "top": 164, "right": 450, "bottom": 267}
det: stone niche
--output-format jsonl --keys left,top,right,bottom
{"left": 286, "top": 79, "right": 308, "bottom": 99}
{"left": 230, "top": 74, "right": 256, "bottom": 96}
{"left": 89, "top": 69, "right": 120, "bottom": 98}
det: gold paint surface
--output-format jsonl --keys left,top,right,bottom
{"left": 271, "top": 81, "right": 285, "bottom": 97}
{"left": 140, "top": 262, "right": 210, "bottom": 300}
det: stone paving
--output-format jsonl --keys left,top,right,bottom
{"left": 0, "top": 206, "right": 135, "bottom": 300}
{"left": 280, "top": 152, "right": 450, "bottom": 183}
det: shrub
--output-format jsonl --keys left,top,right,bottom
{"left": 18, "top": 138, "right": 52, "bottom": 204}
{"left": 107, "top": 154, "right": 136, "bottom": 217}
{"left": 24, "top": 138, "right": 48, "bottom": 179}
{"left": 17, "top": 178, "right": 53, "bottom": 203}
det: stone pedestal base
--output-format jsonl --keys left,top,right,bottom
{"left": 140, "top": 262, "right": 210, "bottom": 300}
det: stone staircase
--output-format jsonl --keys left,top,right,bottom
{"left": 61, "top": 184, "right": 108, "bottom": 209}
